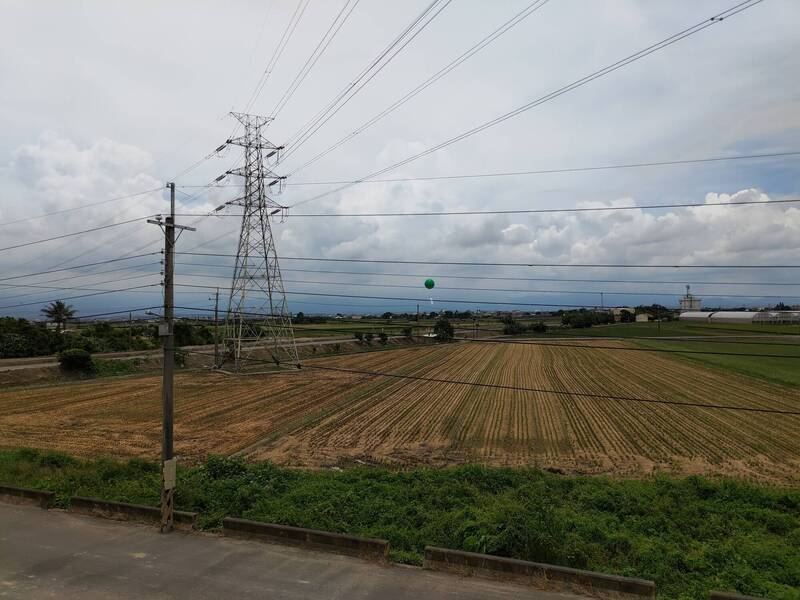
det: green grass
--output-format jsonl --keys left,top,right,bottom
{"left": 630, "top": 338, "right": 800, "bottom": 388}
{"left": 1, "top": 448, "right": 798, "bottom": 599}
{"left": 551, "top": 321, "right": 800, "bottom": 339}
{"left": 521, "top": 322, "right": 800, "bottom": 388}
{"left": 93, "top": 358, "right": 142, "bottom": 378}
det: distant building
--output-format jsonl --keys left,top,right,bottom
{"left": 611, "top": 307, "right": 634, "bottom": 322}
{"left": 680, "top": 311, "right": 800, "bottom": 324}
{"left": 635, "top": 313, "right": 651, "bottom": 323}
{"left": 679, "top": 285, "right": 702, "bottom": 311}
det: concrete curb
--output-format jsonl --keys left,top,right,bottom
{"left": 223, "top": 518, "right": 389, "bottom": 562}
{"left": 710, "top": 592, "right": 767, "bottom": 600}
{"left": 423, "top": 546, "right": 655, "bottom": 599}
{"left": 68, "top": 496, "right": 197, "bottom": 530}
{"left": 0, "top": 485, "right": 55, "bottom": 509}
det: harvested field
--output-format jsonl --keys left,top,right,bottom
{"left": 1, "top": 342, "right": 798, "bottom": 484}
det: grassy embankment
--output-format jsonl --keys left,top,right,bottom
{"left": 1, "top": 448, "right": 798, "bottom": 600}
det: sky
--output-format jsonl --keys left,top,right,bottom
{"left": 1, "top": 0, "right": 799, "bottom": 319}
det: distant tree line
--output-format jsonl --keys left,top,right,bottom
{"left": 559, "top": 309, "right": 615, "bottom": 329}
{"left": 0, "top": 301, "right": 221, "bottom": 359}
{"left": 501, "top": 317, "right": 547, "bottom": 335}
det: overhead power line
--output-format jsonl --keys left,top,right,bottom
{"left": 172, "top": 307, "right": 800, "bottom": 359}
{"left": 173, "top": 263, "right": 800, "bottom": 288}
{"left": 285, "top": 150, "right": 800, "bottom": 186}
{"left": 0, "top": 253, "right": 161, "bottom": 283}
{"left": 0, "top": 261, "right": 159, "bottom": 289}
{"left": 65, "top": 306, "right": 164, "bottom": 321}
{"left": 172, "top": 272, "right": 800, "bottom": 300}
{"left": 179, "top": 349, "right": 800, "bottom": 415}
{"left": 283, "top": 0, "right": 452, "bottom": 152}
{"left": 0, "top": 187, "right": 162, "bottom": 229}
{"left": 289, "top": 0, "right": 765, "bottom": 208}
{"left": 0, "top": 283, "right": 161, "bottom": 311}
{"left": 284, "top": 0, "right": 550, "bottom": 172}
{"left": 168, "top": 285, "right": 796, "bottom": 311}
{"left": 172, "top": 196, "right": 800, "bottom": 218}
{"left": 243, "top": 0, "right": 312, "bottom": 113}
{"left": 167, "top": 317, "right": 800, "bottom": 347}
{"left": 269, "top": 0, "right": 361, "bottom": 120}
{"left": 175, "top": 252, "right": 800, "bottom": 269}
{"left": 0, "top": 273, "right": 159, "bottom": 302}
{"left": 176, "top": 150, "right": 800, "bottom": 188}
{"left": 0, "top": 215, "right": 153, "bottom": 253}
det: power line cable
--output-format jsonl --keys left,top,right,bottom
{"left": 244, "top": 0, "right": 312, "bottom": 114}
{"left": 0, "top": 283, "right": 162, "bottom": 311}
{"left": 289, "top": 0, "right": 765, "bottom": 208}
{"left": 171, "top": 306, "right": 800, "bottom": 359}
{"left": 175, "top": 252, "right": 800, "bottom": 269}
{"left": 0, "top": 273, "right": 159, "bottom": 302}
{"left": 173, "top": 196, "right": 800, "bottom": 218}
{"left": 169, "top": 284, "right": 798, "bottom": 311}
{"left": 0, "top": 253, "right": 161, "bottom": 283}
{"left": 171, "top": 272, "right": 800, "bottom": 300}
{"left": 0, "top": 188, "right": 162, "bottom": 229}
{"left": 159, "top": 315, "right": 800, "bottom": 347}
{"left": 173, "top": 263, "right": 800, "bottom": 288}
{"left": 282, "top": 0, "right": 456, "bottom": 158}
{"left": 178, "top": 348, "right": 800, "bottom": 415}
{"left": 176, "top": 150, "right": 800, "bottom": 187}
{"left": 0, "top": 262, "right": 159, "bottom": 288}
{"left": 283, "top": 0, "right": 451, "bottom": 150}
{"left": 285, "top": 0, "right": 551, "bottom": 173}
{"left": 269, "top": 0, "right": 361, "bottom": 120}
{"left": 65, "top": 306, "right": 164, "bottom": 321}
{"left": 0, "top": 215, "right": 153, "bottom": 253}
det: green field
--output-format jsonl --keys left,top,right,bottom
{"left": 555, "top": 321, "right": 800, "bottom": 338}
{"left": 528, "top": 321, "right": 800, "bottom": 388}
{"left": 2, "top": 448, "right": 798, "bottom": 600}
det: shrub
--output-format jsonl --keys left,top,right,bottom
{"left": 402, "top": 327, "right": 413, "bottom": 338}
{"left": 57, "top": 348, "right": 95, "bottom": 374}
{"left": 434, "top": 318, "right": 454, "bottom": 342}
{"left": 378, "top": 332, "right": 388, "bottom": 344}
{"left": 354, "top": 332, "right": 364, "bottom": 343}
{"left": 529, "top": 321, "right": 547, "bottom": 333}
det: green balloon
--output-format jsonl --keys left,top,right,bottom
{"left": 424, "top": 278, "right": 435, "bottom": 290}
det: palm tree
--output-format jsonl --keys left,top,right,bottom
{"left": 41, "top": 300, "right": 76, "bottom": 333}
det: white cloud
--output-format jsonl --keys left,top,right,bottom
{"left": 1, "top": 0, "right": 799, "bottom": 315}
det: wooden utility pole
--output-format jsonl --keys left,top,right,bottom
{"left": 213, "top": 287, "right": 220, "bottom": 366}
{"left": 148, "top": 182, "right": 194, "bottom": 534}
{"left": 162, "top": 182, "right": 176, "bottom": 533}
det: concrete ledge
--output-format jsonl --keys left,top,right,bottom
{"left": 0, "top": 485, "right": 55, "bottom": 509}
{"left": 223, "top": 518, "right": 389, "bottom": 562}
{"left": 710, "top": 592, "right": 767, "bottom": 600}
{"left": 423, "top": 546, "right": 655, "bottom": 599}
{"left": 68, "top": 496, "right": 197, "bottom": 530}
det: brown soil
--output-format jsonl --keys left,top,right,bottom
{"left": 1, "top": 342, "right": 797, "bottom": 485}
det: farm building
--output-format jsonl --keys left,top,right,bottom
{"left": 679, "top": 285, "right": 702, "bottom": 311}
{"left": 680, "top": 311, "right": 800, "bottom": 324}
{"left": 612, "top": 307, "right": 635, "bottom": 319}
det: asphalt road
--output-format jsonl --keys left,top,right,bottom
{"left": 0, "top": 503, "right": 583, "bottom": 600}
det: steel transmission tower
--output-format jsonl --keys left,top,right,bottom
{"left": 220, "top": 112, "right": 299, "bottom": 370}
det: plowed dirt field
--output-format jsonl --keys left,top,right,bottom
{"left": 1, "top": 342, "right": 797, "bottom": 483}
